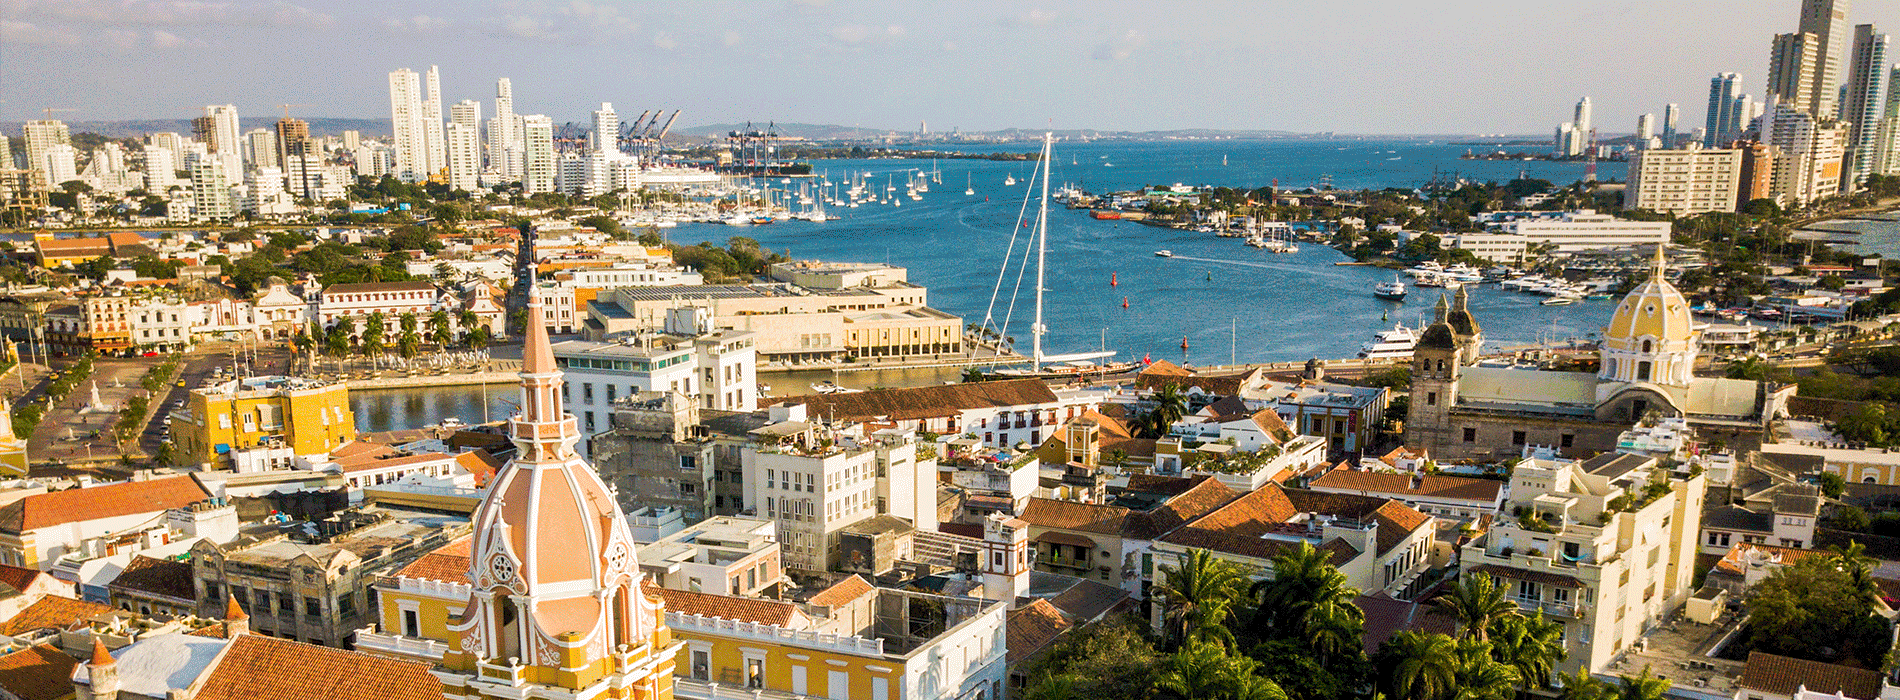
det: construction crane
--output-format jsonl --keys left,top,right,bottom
{"left": 40, "top": 107, "right": 76, "bottom": 120}
{"left": 277, "top": 103, "right": 312, "bottom": 120}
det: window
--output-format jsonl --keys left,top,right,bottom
{"left": 1426, "top": 392, "right": 1437, "bottom": 407}
{"left": 606, "top": 384, "right": 616, "bottom": 403}
{"left": 691, "top": 650, "right": 710, "bottom": 680}
{"left": 1560, "top": 433, "right": 1574, "bottom": 448}
{"left": 680, "top": 455, "right": 697, "bottom": 471}
{"left": 583, "top": 383, "right": 594, "bottom": 403}
{"left": 304, "top": 596, "right": 321, "bottom": 617}
{"left": 1512, "top": 430, "right": 1526, "bottom": 445}
{"left": 1636, "top": 361, "right": 1652, "bottom": 381}
{"left": 1706, "top": 531, "right": 1730, "bottom": 547}
{"left": 1642, "top": 340, "right": 1653, "bottom": 353}
{"left": 1463, "top": 427, "right": 1476, "bottom": 443}
{"left": 585, "top": 411, "right": 595, "bottom": 432}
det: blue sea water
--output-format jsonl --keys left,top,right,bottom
{"left": 680, "top": 139, "right": 1624, "bottom": 367}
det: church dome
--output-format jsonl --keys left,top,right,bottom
{"left": 1419, "top": 322, "right": 1458, "bottom": 349}
{"left": 473, "top": 459, "right": 634, "bottom": 596}
{"left": 1605, "top": 274, "right": 1693, "bottom": 347}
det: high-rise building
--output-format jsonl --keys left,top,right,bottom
{"left": 342, "top": 129, "right": 360, "bottom": 152}
{"left": 197, "top": 105, "right": 241, "bottom": 157}
{"left": 421, "top": 66, "right": 446, "bottom": 178}
{"left": 1625, "top": 143, "right": 1745, "bottom": 215}
{"left": 1574, "top": 96, "right": 1594, "bottom": 146}
{"left": 1799, "top": 0, "right": 1853, "bottom": 116}
{"left": 0, "top": 135, "right": 10, "bottom": 171}
{"left": 274, "top": 117, "right": 310, "bottom": 170}
{"left": 146, "top": 132, "right": 186, "bottom": 172}
{"left": 1770, "top": 32, "right": 1822, "bottom": 115}
{"left": 590, "top": 102, "right": 618, "bottom": 155}
{"left": 489, "top": 77, "right": 521, "bottom": 179}
{"left": 1706, "top": 73, "right": 1745, "bottom": 146}
{"left": 188, "top": 154, "right": 235, "bottom": 222}
{"left": 141, "top": 145, "right": 177, "bottom": 191}
{"left": 1841, "top": 24, "right": 1889, "bottom": 189}
{"left": 449, "top": 99, "right": 480, "bottom": 136}
{"left": 1555, "top": 123, "right": 1582, "bottom": 157}
{"left": 21, "top": 120, "right": 70, "bottom": 189}
{"left": 1663, "top": 103, "right": 1681, "bottom": 147}
{"left": 42, "top": 144, "right": 77, "bottom": 186}
{"left": 522, "top": 114, "right": 555, "bottom": 194}
{"left": 445, "top": 122, "right": 481, "bottom": 192}
{"left": 243, "top": 128, "right": 278, "bottom": 170}
{"left": 1765, "top": 98, "right": 1849, "bottom": 205}
{"left": 1636, "top": 113, "right": 1656, "bottom": 149}
{"left": 388, "top": 68, "right": 426, "bottom": 182}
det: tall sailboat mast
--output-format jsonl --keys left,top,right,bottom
{"left": 1032, "top": 132, "right": 1053, "bottom": 372}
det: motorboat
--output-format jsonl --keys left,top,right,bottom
{"left": 1373, "top": 279, "right": 1408, "bottom": 301}
{"left": 1541, "top": 295, "right": 1578, "bottom": 306}
{"left": 1358, "top": 324, "right": 1421, "bottom": 360}
{"left": 1155, "top": 250, "right": 1174, "bottom": 258}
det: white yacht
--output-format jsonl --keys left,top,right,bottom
{"left": 1373, "top": 278, "right": 1408, "bottom": 301}
{"left": 1359, "top": 324, "right": 1421, "bottom": 360}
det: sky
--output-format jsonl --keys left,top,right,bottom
{"left": 0, "top": 0, "right": 1888, "bottom": 135}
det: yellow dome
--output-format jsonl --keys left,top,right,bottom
{"left": 1605, "top": 276, "right": 1694, "bottom": 346}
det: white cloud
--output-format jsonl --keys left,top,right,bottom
{"left": 1092, "top": 29, "right": 1145, "bottom": 61}
{"left": 652, "top": 31, "right": 678, "bottom": 51}
{"left": 149, "top": 29, "right": 208, "bottom": 49}
{"left": 0, "top": 20, "right": 81, "bottom": 46}
{"left": 384, "top": 15, "right": 452, "bottom": 33}
{"left": 723, "top": 31, "right": 742, "bottom": 47}
{"left": 13, "top": 0, "right": 333, "bottom": 29}
{"left": 1008, "top": 9, "right": 1058, "bottom": 27}
{"left": 828, "top": 23, "right": 905, "bottom": 47}
{"left": 482, "top": 1, "right": 640, "bottom": 44}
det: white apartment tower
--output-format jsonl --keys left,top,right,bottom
{"left": 146, "top": 133, "right": 186, "bottom": 172}
{"left": 189, "top": 155, "right": 235, "bottom": 222}
{"left": 421, "top": 65, "right": 446, "bottom": 177}
{"left": 1766, "top": 97, "right": 1849, "bottom": 205}
{"left": 590, "top": 103, "right": 619, "bottom": 155}
{"left": 1573, "top": 96, "right": 1594, "bottom": 144}
{"left": 446, "top": 122, "right": 481, "bottom": 193}
{"left": 1876, "top": 66, "right": 1900, "bottom": 176}
{"left": 1841, "top": 24, "right": 1888, "bottom": 189}
{"left": 1625, "top": 143, "right": 1744, "bottom": 216}
{"left": 1636, "top": 113, "right": 1656, "bottom": 149}
{"left": 243, "top": 128, "right": 278, "bottom": 170}
{"left": 42, "top": 144, "right": 77, "bottom": 186}
{"left": 1799, "top": 0, "right": 1853, "bottom": 117}
{"left": 388, "top": 68, "right": 426, "bottom": 181}
{"left": 201, "top": 105, "right": 241, "bottom": 158}
{"left": 488, "top": 78, "right": 523, "bottom": 180}
{"left": 21, "top": 120, "right": 70, "bottom": 186}
{"left": 1663, "top": 103, "right": 1680, "bottom": 147}
{"left": 521, "top": 115, "right": 555, "bottom": 195}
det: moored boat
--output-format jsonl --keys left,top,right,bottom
{"left": 1358, "top": 324, "right": 1420, "bottom": 360}
{"left": 1373, "top": 278, "right": 1408, "bottom": 301}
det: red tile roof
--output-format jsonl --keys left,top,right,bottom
{"left": 194, "top": 634, "right": 443, "bottom": 700}
{"left": 108, "top": 555, "right": 196, "bottom": 601}
{"left": 1309, "top": 471, "right": 1503, "bottom": 503}
{"left": 0, "top": 595, "right": 114, "bottom": 636}
{"left": 1739, "top": 652, "right": 1882, "bottom": 700}
{"left": 0, "top": 644, "right": 78, "bottom": 700}
{"left": 0, "top": 476, "right": 211, "bottom": 533}
{"left": 1006, "top": 599, "right": 1072, "bottom": 665}
{"left": 0, "top": 564, "right": 45, "bottom": 594}
{"left": 322, "top": 282, "right": 437, "bottom": 295}
{"left": 395, "top": 535, "right": 471, "bottom": 585}
{"left": 807, "top": 575, "right": 873, "bottom": 608}
{"left": 1019, "top": 499, "right": 1128, "bottom": 536}
{"left": 648, "top": 584, "right": 804, "bottom": 627}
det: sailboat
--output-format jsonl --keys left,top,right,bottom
{"left": 965, "top": 173, "right": 975, "bottom": 196}
{"left": 1004, "top": 173, "right": 1017, "bottom": 186}
{"left": 983, "top": 133, "right": 1135, "bottom": 380}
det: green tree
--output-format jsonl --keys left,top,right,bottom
{"left": 1614, "top": 666, "right": 1669, "bottom": 700}
{"left": 1018, "top": 617, "right": 1163, "bottom": 700}
{"left": 1450, "top": 638, "right": 1519, "bottom": 700}
{"left": 1249, "top": 541, "right": 1360, "bottom": 655}
{"left": 429, "top": 311, "right": 453, "bottom": 347}
{"left": 1375, "top": 631, "right": 1459, "bottom": 700}
{"left": 398, "top": 330, "right": 421, "bottom": 359}
{"left": 1432, "top": 575, "right": 1518, "bottom": 643}
{"left": 399, "top": 312, "right": 419, "bottom": 335}
{"left": 1141, "top": 383, "right": 1190, "bottom": 439}
{"left": 457, "top": 309, "right": 481, "bottom": 344}
{"left": 1554, "top": 669, "right": 1614, "bottom": 700}
{"left": 362, "top": 312, "right": 386, "bottom": 358}
{"left": 1487, "top": 612, "right": 1565, "bottom": 692}
{"left": 1738, "top": 553, "right": 1893, "bottom": 667}
{"left": 1157, "top": 638, "right": 1286, "bottom": 700}
{"left": 468, "top": 326, "right": 492, "bottom": 351}
{"left": 1837, "top": 402, "right": 1893, "bottom": 446}
{"left": 1154, "top": 548, "right": 1247, "bottom": 649}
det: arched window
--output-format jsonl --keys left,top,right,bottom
{"left": 1436, "top": 360, "right": 1445, "bottom": 372}
{"left": 1641, "top": 340, "right": 1653, "bottom": 353}
{"left": 499, "top": 598, "right": 521, "bottom": 661}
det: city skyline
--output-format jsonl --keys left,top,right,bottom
{"left": 5, "top": 0, "right": 1897, "bottom": 135}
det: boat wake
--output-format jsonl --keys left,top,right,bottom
{"left": 1166, "top": 254, "right": 1303, "bottom": 272}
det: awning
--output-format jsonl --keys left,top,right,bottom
{"left": 1035, "top": 531, "right": 1098, "bottom": 548}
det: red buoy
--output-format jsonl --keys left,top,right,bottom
{"left": 1180, "top": 336, "right": 1190, "bottom": 350}
{"left": 1122, "top": 296, "right": 1129, "bottom": 309}
{"left": 1111, "top": 272, "right": 1118, "bottom": 287}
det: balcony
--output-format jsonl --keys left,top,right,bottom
{"left": 673, "top": 677, "right": 803, "bottom": 700}
{"left": 1508, "top": 597, "right": 1584, "bottom": 619}
{"left": 353, "top": 627, "right": 449, "bottom": 662}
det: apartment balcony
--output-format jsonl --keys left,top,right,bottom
{"left": 1039, "top": 555, "right": 1093, "bottom": 573}
{"left": 674, "top": 676, "right": 803, "bottom": 700}
{"left": 352, "top": 627, "right": 449, "bottom": 662}
{"left": 1507, "top": 596, "right": 1586, "bottom": 619}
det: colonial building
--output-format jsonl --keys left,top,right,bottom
{"left": 170, "top": 375, "right": 355, "bottom": 469}
{"left": 1406, "top": 249, "right": 1792, "bottom": 461}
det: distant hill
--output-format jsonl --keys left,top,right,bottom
{"left": 0, "top": 117, "right": 390, "bottom": 139}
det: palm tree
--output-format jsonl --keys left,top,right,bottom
{"left": 1153, "top": 548, "right": 1245, "bottom": 649}
{"left": 1157, "top": 639, "right": 1235, "bottom": 700}
{"left": 399, "top": 312, "right": 419, "bottom": 335}
{"left": 1251, "top": 541, "right": 1354, "bottom": 639}
{"left": 429, "top": 311, "right": 453, "bottom": 348}
{"left": 1554, "top": 669, "right": 1613, "bottom": 700}
{"left": 1433, "top": 575, "right": 1519, "bottom": 642}
{"left": 1830, "top": 540, "right": 1880, "bottom": 609}
{"left": 1488, "top": 612, "right": 1565, "bottom": 692}
{"left": 398, "top": 330, "right": 421, "bottom": 360}
{"left": 1229, "top": 673, "right": 1289, "bottom": 700}
{"left": 468, "top": 326, "right": 491, "bottom": 351}
{"left": 457, "top": 309, "right": 481, "bottom": 344}
{"left": 1304, "top": 597, "right": 1365, "bottom": 665}
{"left": 1376, "top": 631, "right": 1459, "bottom": 700}
{"left": 1025, "top": 674, "right": 1077, "bottom": 700}
{"left": 362, "top": 312, "right": 386, "bottom": 359}
{"left": 1451, "top": 638, "right": 1519, "bottom": 700}
{"left": 1614, "top": 666, "right": 1669, "bottom": 700}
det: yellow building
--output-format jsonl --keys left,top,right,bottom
{"left": 169, "top": 375, "right": 355, "bottom": 468}
{"left": 359, "top": 289, "right": 679, "bottom": 700}
{"left": 0, "top": 399, "right": 26, "bottom": 476}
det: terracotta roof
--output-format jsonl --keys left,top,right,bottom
{"left": 0, "top": 476, "right": 211, "bottom": 533}
{"left": 647, "top": 585, "right": 804, "bottom": 627}
{"left": 1124, "top": 478, "right": 1240, "bottom": 541}
{"left": 1020, "top": 498, "right": 1128, "bottom": 536}
{"left": 322, "top": 281, "right": 437, "bottom": 295}
{"left": 1713, "top": 541, "right": 1828, "bottom": 576}
{"left": 455, "top": 450, "right": 504, "bottom": 486}
{"left": 395, "top": 535, "right": 472, "bottom": 585}
{"left": 1071, "top": 409, "right": 1133, "bottom": 438}
{"left": 1309, "top": 471, "right": 1503, "bottom": 503}
{"left": 1358, "top": 594, "right": 1459, "bottom": 653}
{"left": 1162, "top": 526, "right": 1358, "bottom": 564}
{"left": 1137, "top": 366, "right": 1261, "bottom": 397}
{"left": 1739, "top": 652, "right": 1882, "bottom": 700}
{"left": 807, "top": 575, "right": 873, "bottom": 608}
{"left": 1140, "top": 360, "right": 1189, "bottom": 376}
{"left": 1101, "top": 436, "right": 1157, "bottom": 458}
{"left": 0, "top": 595, "right": 114, "bottom": 636}
{"left": 775, "top": 379, "right": 1060, "bottom": 422}
{"left": 108, "top": 555, "right": 196, "bottom": 601}
{"left": 1370, "top": 501, "right": 1432, "bottom": 555}
{"left": 0, "top": 564, "right": 44, "bottom": 594}
{"left": 1203, "top": 396, "right": 1249, "bottom": 418}
{"left": 334, "top": 450, "right": 451, "bottom": 475}
{"left": 91, "top": 638, "right": 112, "bottom": 665}
{"left": 1380, "top": 446, "right": 1427, "bottom": 464}
{"left": 36, "top": 237, "right": 112, "bottom": 253}
{"left": 194, "top": 634, "right": 443, "bottom": 700}
{"left": 1006, "top": 599, "right": 1072, "bottom": 665}
{"left": 1467, "top": 564, "right": 1583, "bottom": 590}
{"left": 0, "top": 644, "right": 78, "bottom": 700}
{"left": 1181, "top": 484, "right": 1298, "bottom": 536}
{"left": 1047, "top": 578, "right": 1130, "bottom": 622}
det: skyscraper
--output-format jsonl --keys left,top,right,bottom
{"left": 1663, "top": 104, "right": 1681, "bottom": 147}
{"left": 1770, "top": 33, "right": 1822, "bottom": 115}
{"left": 590, "top": 103, "right": 618, "bottom": 155}
{"left": 1875, "top": 65, "right": 1900, "bottom": 176}
{"left": 446, "top": 122, "right": 481, "bottom": 192}
{"left": 1706, "top": 73, "right": 1745, "bottom": 146}
{"left": 275, "top": 117, "right": 310, "bottom": 169}
{"left": 1637, "top": 114, "right": 1656, "bottom": 142}
{"left": 243, "top": 128, "right": 278, "bottom": 170}
{"left": 422, "top": 66, "right": 446, "bottom": 177}
{"left": 1841, "top": 24, "right": 1888, "bottom": 188}
{"left": 1800, "top": 0, "right": 1853, "bottom": 116}
{"left": 1574, "top": 96, "right": 1594, "bottom": 146}
{"left": 489, "top": 78, "right": 521, "bottom": 180}
{"left": 21, "top": 120, "right": 70, "bottom": 185}
{"left": 522, "top": 115, "right": 555, "bottom": 194}
{"left": 198, "top": 105, "right": 242, "bottom": 157}
{"left": 388, "top": 68, "right": 426, "bottom": 181}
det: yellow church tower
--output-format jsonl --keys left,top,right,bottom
{"left": 438, "top": 288, "right": 679, "bottom": 699}
{"left": 0, "top": 399, "right": 29, "bottom": 476}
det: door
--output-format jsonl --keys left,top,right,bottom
{"left": 828, "top": 670, "right": 850, "bottom": 700}
{"left": 792, "top": 665, "right": 807, "bottom": 695}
